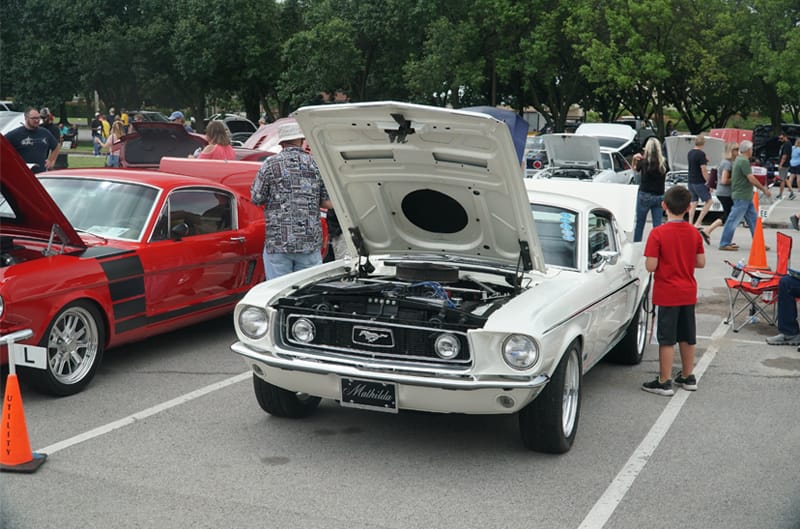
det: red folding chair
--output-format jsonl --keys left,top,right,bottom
{"left": 724, "top": 232, "right": 792, "bottom": 332}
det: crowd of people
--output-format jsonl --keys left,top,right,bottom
{"left": 633, "top": 127, "right": 800, "bottom": 395}
{"left": 7, "top": 103, "right": 800, "bottom": 382}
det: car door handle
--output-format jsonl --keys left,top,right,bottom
{"left": 229, "top": 236, "right": 246, "bottom": 243}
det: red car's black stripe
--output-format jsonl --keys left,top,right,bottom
{"left": 97, "top": 253, "right": 147, "bottom": 332}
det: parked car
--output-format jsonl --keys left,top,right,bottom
{"left": 614, "top": 116, "right": 657, "bottom": 151}
{"left": 524, "top": 135, "right": 548, "bottom": 177}
{"left": 664, "top": 135, "right": 725, "bottom": 215}
{"left": 0, "top": 101, "right": 24, "bottom": 112}
{"left": 0, "top": 111, "right": 24, "bottom": 136}
{"left": 231, "top": 102, "right": 651, "bottom": 453}
{"left": 753, "top": 123, "right": 800, "bottom": 165}
{"left": 0, "top": 135, "right": 267, "bottom": 395}
{"left": 204, "top": 113, "right": 258, "bottom": 143}
{"left": 116, "top": 121, "right": 267, "bottom": 166}
{"left": 128, "top": 110, "right": 171, "bottom": 123}
{"left": 575, "top": 122, "right": 639, "bottom": 157}
{"left": 531, "top": 133, "right": 635, "bottom": 183}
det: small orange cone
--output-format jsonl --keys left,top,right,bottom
{"left": 747, "top": 191, "right": 768, "bottom": 269}
{"left": 1, "top": 373, "right": 46, "bottom": 473}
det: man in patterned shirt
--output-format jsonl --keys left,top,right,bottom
{"left": 251, "top": 121, "right": 332, "bottom": 279}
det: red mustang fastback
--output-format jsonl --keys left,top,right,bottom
{"left": 0, "top": 135, "right": 267, "bottom": 395}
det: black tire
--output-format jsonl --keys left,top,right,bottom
{"left": 519, "top": 343, "right": 582, "bottom": 454}
{"left": 607, "top": 285, "right": 651, "bottom": 365}
{"left": 253, "top": 374, "right": 321, "bottom": 418}
{"left": 22, "top": 301, "right": 105, "bottom": 397}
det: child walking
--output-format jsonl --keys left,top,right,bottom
{"left": 642, "top": 186, "right": 706, "bottom": 396}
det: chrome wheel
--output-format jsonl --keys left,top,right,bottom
{"left": 562, "top": 348, "right": 580, "bottom": 438}
{"left": 46, "top": 305, "right": 100, "bottom": 386}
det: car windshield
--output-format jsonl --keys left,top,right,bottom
{"left": 595, "top": 137, "right": 626, "bottom": 150}
{"left": 531, "top": 204, "right": 577, "bottom": 269}
{"left": 40, "top": 177, "right": 159, "bottom": 241}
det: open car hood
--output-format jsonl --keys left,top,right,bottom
{"left": 542, "top": 134, "right": 601, "bottom": 168}
{"left": 293, "top": 102, "right": 545, "bottom": 272}
{"left": 119, "top": 122, "right": 207, "bottom": 167}
{"left": 665, "top": 135, "right": 725, "bottom": 173}
{"left": 0, "top": 135, "right": 85, "bottom": 248}
{"left": 575, "top": 123, "right": 636, "bottom": 152}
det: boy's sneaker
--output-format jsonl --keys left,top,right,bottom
{"left": 674, "top": 372, "right": 698, "bottom": 391}
{"left": 642, "top": 377, "right": 674, "bottom": 396}
{"left": 790, "top": 215, "right": 799, "bottom": 231}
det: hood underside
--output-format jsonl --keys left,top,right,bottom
{"left": 119, "top": 122, "right": 207, "bottom": 167}
{"left": 665, "top": 136, "right": 725, "bottom": 173}
{"left": 293, "top": 102, "right": 544, "bottom": 272}
{"left": 0, "top": 135, "right": 85, "bottom": 248}
{"left": 542, "top": 134, "right": 601, "bottom": 168}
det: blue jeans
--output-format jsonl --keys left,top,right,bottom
{"left": 718, "top": 198, "right": 756, "bottom": 248}
{"left": 264, "top": 249, "right": 322, "bottom": 280}
{"left": 634, "top": 191, "right": 663, "bottom": 242}
{"left": 777, "top": 275, "right": 800, "bottom": 335}
{"left": 93, "top": 135, "right": 102, "bottom": 156}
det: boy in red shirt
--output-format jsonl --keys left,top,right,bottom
{"left": 642, "top": 186, "right": 706, "bottom": 396}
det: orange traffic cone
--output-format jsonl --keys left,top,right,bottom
{"left": 1, "top": 373, "right": 47, "bottom": 473}
{"left": 748, "top": 191, "right": 768, "bottom": 269}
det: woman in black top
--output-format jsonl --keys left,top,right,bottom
{"left": 633, "top": 137, "right": 667, "bottom": 242}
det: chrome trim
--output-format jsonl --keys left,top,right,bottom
{"left": 232, "top": 341, "right": 549, "bottom": 391}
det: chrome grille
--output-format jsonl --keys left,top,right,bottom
{"left": 280, "top": 311, "right": 472, "bottom": 367}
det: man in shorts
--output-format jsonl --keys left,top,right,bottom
{"left": 687, "top": 134, "right": 713, "bottom": 228}
{"left": 776, "top": 131, "right": 794, "bottom": 199}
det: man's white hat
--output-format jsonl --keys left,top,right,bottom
{"left": 277, "top": 122, "right": 304, "bottom": 143}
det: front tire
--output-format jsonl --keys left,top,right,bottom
{"left": 607, "top": 285, "right": 651, "bottom": 365}
{"left": 253, "top": 374, "right": 321, "bottom": 418}
{"left": 23, "top": 301, "right": 105, "bottom": 396}
{"left": 519, "top": 343, "right": 582, "bottom": 453}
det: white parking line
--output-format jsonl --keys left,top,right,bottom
{"left": 577, "top": 319, "right": 729, "bottom": 529}
{"left": 36, "top": 372, "right": 251, "bottom": 455}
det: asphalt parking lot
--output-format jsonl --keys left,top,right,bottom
{"left": 2, "top": 216, "right": 799, "bottom": 529}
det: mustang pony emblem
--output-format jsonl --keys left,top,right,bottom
{"left": 352, "top": 326, "right": 394, "bottom": 347}
{"left": 359, "top": 330, "right": 388, "bottom": 343}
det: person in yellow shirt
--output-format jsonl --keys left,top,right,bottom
{"left": 120, "top": 109, "right": 130, "bottom": 133}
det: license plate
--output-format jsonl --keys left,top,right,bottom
{"left": 340, "top": 378, "right": 398, "bottom": 413}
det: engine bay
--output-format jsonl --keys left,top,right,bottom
{"left": 279, "top": 263, "right": 518, "bottom": 327}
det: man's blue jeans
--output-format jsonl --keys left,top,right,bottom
{"left": 264, "top": 249, "right": 322, "bottom": 280}
{"left": 634, "top": 191, "right": 663, "bottom": 242}
{"left": 777, "top": 275, "right": 800, "bottom": 335}
{"left": 718, "top": 198, "right": 756, "bottom": 248}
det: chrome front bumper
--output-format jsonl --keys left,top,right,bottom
{"left": 232, "top": 341, "right": 550, "bottom": 414}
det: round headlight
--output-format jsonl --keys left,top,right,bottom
{"left": 502, "top": 334, "right": 539, "bottom": 369}
{"left": 434, "top": 333, "right": 460, "bottom": 359}
{"left": 238, "top": 306, "right": 268, "bottom": 339}
{"left": 291, "top": 318, "right": 316, "bottom": 343}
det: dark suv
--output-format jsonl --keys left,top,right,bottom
{"left": 753, "top": 123, "right": 800, "bottom": 165}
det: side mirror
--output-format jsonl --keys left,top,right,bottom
{"left": 595, "top": 250, "right": 619, "bottom": 272}
{"left": 171, "top": 222, "right": 190, "bottom": 241}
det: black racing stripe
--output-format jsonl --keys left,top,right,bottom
{"left": 84, "top": 247, "right": 134, "bottom": 259}
{"left": 100, "top": 255, "right": 144, "bottom": 281}
{"left": 113, "top": 297, "right": 146, "bottom": 320}
{"left": 116, "top": 316, "right": 148, "bottom": 334}
{"left": 113, "top": 292, "right": 245, "bottom": 335}
{"left": 148, "top": 293, "right": 243, "bottom": 324}
{"left": 108, "top": 276, "right": 145, "bottom": 301}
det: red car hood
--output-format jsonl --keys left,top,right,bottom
{"left": 0, "top": 135, "right": 85, "bottom": 248}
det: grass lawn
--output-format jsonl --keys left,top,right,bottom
{"left": 66, "top": 154, "right": 106, "bottom": 168}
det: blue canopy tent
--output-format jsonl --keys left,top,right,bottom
{"left": 463, "top": 106, "right": 530, "bottom": 164}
